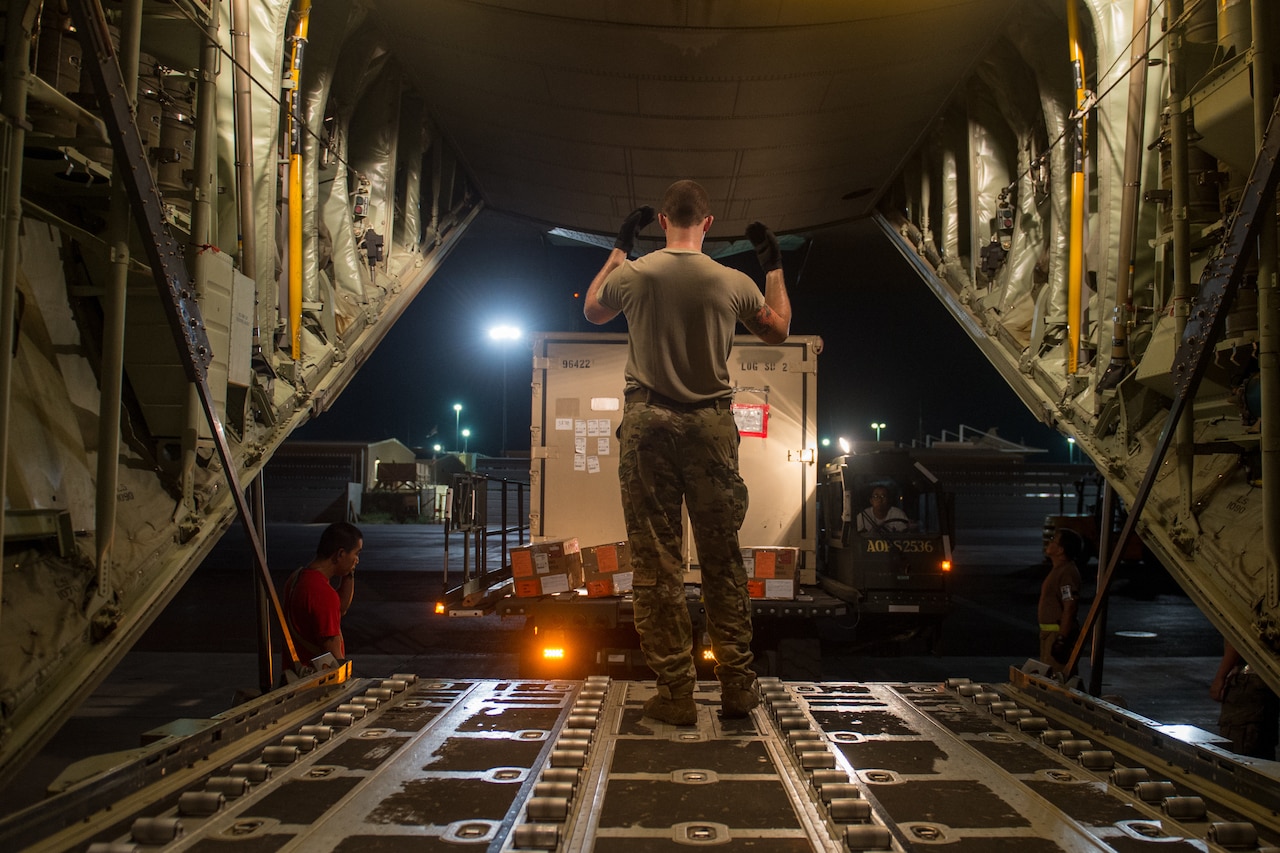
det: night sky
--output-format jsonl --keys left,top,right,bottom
{"left": 293, "top": 211, "right": 1065, "bottom": 459}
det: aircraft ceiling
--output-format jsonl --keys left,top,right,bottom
{"left": 369, "top": 0, "right": 1019, "bottom": 242}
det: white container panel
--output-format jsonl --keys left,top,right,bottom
{"left": 530, "top": 332, "right": 819, "bottom": 576}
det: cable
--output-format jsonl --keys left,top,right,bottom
{"left": 141, "top": 0, "right": 353, "bottom": 171}
{"left": 1006, "top": 0, "right": 1204, "bottom": 196}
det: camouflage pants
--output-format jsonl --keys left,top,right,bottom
{"left": 618, "top": 400, "right": 754, "bottom": 697}
{"left": 1219, "top": 670, "right": 1280, "bottom": 760}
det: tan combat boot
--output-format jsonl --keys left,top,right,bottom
{"left": 643, "top": 683, "right": 697, "bottom": 725}
{"left": 720, "top": 680, "right": 760, "bottom": 718}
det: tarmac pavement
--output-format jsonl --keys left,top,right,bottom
{"left": 0, "top": 520, "right": 1227, "bottom": 818}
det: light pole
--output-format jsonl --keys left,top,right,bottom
{"left": 462, "top": 428, "right": 471, "bottom": 454}
{"left": 453, "top": 403, "right": 462, "bottom": 451}
{"left": 488, "top": 324, "right": 522, "bottom": 454}
{"left": 871, "top": 421, "right": 886, "bottom": 441}
{"left": 1067, "top": 435, "right": 1076, "bottom": 463}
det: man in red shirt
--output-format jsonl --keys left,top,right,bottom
{"left": 283, "top": 522, "right": 362, "bottom": 674}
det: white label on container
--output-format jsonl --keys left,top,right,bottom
{"left": 575, "top": 419, "right": 587, "bottom": 436}
{"left": 596, "top": 437, "right": 610, "bottom": 455}
{"left": 574, "top": 454, "right": 586, "bottom": 471}
{"left": 541, "top": 574, "right": 571, "bottom": 594}
{"left": 534, "top": 553, "right": 550, "bottom": 574}
{"left": 613, "top": 571, "right": 633, "bottom": 593}
{"left": 555, "top": 417, "right": 574, "bottom": 431}
{"left": 587, "top": 456, "right": 601, "bottom": 474}
{"left": 765, "top": 579, "right": 792, "bottom": 599}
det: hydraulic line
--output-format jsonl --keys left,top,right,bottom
{"left": 1066, "top": 0, "right": 1088, "bottom": 374}
{"left": 1252, "top": 0, "right": 1280, "bottom": 607}
{"left": 1098, "top": 0, "right": 1151, "bottom": 391}
{"left": 288, "top": 0, "right": 311, "bottom": 360}
{"left": 95, "top": 0, "right": 144, "bottom": 596}
{"left": 0, "top": 0, "right": 40, "bottom": 635}
{"left": 232, "top": 0, "right": 258, "bottom": 292}
{"left": 190, "top": 1, "right": 218, "bottom": 251}
{"left": 1167, "top": 0, "right": 1199, "bottom": 531}
{"left": 233, "top": 0, "right": 272, "bottom": 687}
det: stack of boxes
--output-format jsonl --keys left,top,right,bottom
{"left": 581, "top": 541, "right": 633, "bottom": 597}
{"left": 510, "top": 540, "right": 800, "bottom": 602}
{"left": 742, "top": 546, "right": 800, "bottom": 600}
{"left": 511, "top": 539, "right": 583, "bottom": 597}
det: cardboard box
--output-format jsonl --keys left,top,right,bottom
{"left": 511, "top": 539, "right": 583, "bottom": 598}
{"left": 747, "top": 577, "right": 798, "bottom": 600}
{"left": 742, "top": 546, "right": 799, "bottom": 600}
{"left": 582, "top": 541, "right": 633, "bottom": 598}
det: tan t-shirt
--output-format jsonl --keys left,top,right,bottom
{"left": 599, "top": 249, "right": 765, "bottom": 402}
{"left": 1038, "top": 560, "right": 1082, "bottom": 625}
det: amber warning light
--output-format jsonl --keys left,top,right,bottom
{"left": 434, "top": 602, "right": 446, "bottom": 614}
{"left": 941, "top": 560, "right": 952, "bottom": 572}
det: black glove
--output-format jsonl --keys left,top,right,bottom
{"left": 614, "top": 205, "right": 655, "bottom": 254}
{"left": 746, "top": 221, "right": 782, "bottom": 271}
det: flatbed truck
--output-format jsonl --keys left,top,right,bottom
{"left": 438, "top": 333, "right": 957, "bottom": 675}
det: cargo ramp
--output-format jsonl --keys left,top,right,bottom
{"left": 2, "top": 671, "right": 1278, "bottom": 851}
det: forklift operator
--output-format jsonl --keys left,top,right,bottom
{"left": 857, "top": 486, "right": 910, "bottom": 534}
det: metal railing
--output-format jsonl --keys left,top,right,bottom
{"left": 442, "top": 473, "right": 530, "bottom": 602}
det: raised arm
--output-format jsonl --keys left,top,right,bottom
{"left": 584, "top": 248, "right": 627, "bottom": 325}
{"left": 742, "top": 222, "right": 791, "bottom": 344}
{"left": 584, "top": 206, "right": 654, "bottom": 325}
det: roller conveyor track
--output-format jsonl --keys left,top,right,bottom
{"left": 14, "top": 675, "right": 1280, "bottom": 852}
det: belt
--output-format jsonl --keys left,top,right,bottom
{"left": 625, "top": 386, "right": 731, "bottom": 412}
{"left": 1039, "top": 623, "right": 1060, "bottom": 632}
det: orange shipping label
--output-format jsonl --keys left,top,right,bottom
{"left": 754, "top": 550, "right": 777, "bottom": 578}
{"left": 747, "top": 579, "right": 765, "bottom": 598}
{"left": 585, "top": 579, "right": 613, "bottom": 598}
{"left": 596, "top": 547, "right": 619, "bottom": 573}
{"left": 512, "top": 551, "right": 534, "bottom": 577}
{"left": 514, "top": 578, "right": 542, "bottom": 597}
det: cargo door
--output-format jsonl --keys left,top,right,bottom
{"left": 709, "top": 337, "right": 820, "bottom": 581}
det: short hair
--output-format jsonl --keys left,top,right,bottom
{"left": 662, "top": 180, "right": 711, "bottom": 228}
{"left": 1054, "top": 527, "right": 1084, "bottom": 561}
{"left": 317, "top": 521, "right": 363, "bottom": 559}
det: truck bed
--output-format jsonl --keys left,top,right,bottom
{"left": 493, "top": 585, "right": 849, "bottom": 622}
{"left": 8, "top": 671, "right": 1278, "bottom": 851}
